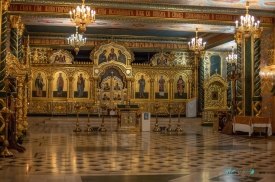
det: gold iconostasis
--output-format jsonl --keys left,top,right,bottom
{"left": 28, "top": 41, "right": 195, "bottom": 115}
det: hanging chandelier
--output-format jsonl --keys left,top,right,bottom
{"left": 69, "top": 0, "right": 96, "bottom": 34}
{"left": 235, "top": 2, "right": 260, "bottom": 38}
{"left": 188, "top": 28, "right": 206, "bottom": 54}
{"left": 226, "top": 46, "right": 238, "bottom": 72}
{"left": 67, "top": 26, "right": 86, "bottom": 55}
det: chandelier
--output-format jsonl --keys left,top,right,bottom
{"left": 188, "top": 28, "right": 206, "bottom": 54}
{"left": 69, "top": 0, "right": 96, "bottom": 34}
{"left": 235, "top": 2, "right": 260, "bottom": 38}
{"left": 226, "top": 47, "right": 238, "bottom": 72}
{"left": 67, "top": 26, "right": 86, "bottom": 55}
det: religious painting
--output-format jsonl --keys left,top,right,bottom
{"left": 99, "top": 68, "right": 125, "bottom": 90}
{"left": 150, "top": 52, "right": 173, "bottom": 66}
{"left": 74, "top": 72, "right": 88, "bottom": 98}
{"left": 98, "top": 47, "right": 127, "bottom": 65}
{"left": 91, "top": 41, "right": 134, "bottom": 66}
{"left": 174, "top": 74, "right": 187, "bottom": 99}
{"left": 210, "top": 55, "right": 221, "bottom": 76}
{"left": 32, "top": 71, "right": 46, "bottom": 97}
{"left": 48, "top": 49, "right": 73, "bottom": 64}
{"left": 155, "top": 75, "right": 168, "bottom": 99}
{"left": 53, "top": 71, "right": 67, "bottom": 98}
{"left": 135, "top": 72, "right": 149, "bottom": 99}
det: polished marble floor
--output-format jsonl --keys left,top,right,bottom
{"left": 1, "top": 116, "right": 275, "bottom": 182}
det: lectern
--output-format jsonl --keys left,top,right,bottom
{"left": 117, "top": 105, "right": 139, "bottom": 131}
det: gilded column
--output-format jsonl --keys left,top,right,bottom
{"left": 252, "top": 29, "right": 262, "bottom": 116}
{"left": 16, "top": 75, "right": 25, "bottom": 136}
{"left": 234, "top": 32, "right": 243, "bottom": 115}
{"left": 9, "top": 15, "right": 24, "bottom": 61}
{"left": 194, "top": 55, "right": 198, "bottom": 99}
{"left": 89, "top": 77, "right": 93, "bottom": 100}
{"left": 126, "top": 78, "right": 131, "bottom": 102}
{"left": 0, "top": 0, "right": 11, "bottom": 92}
{"left": 47, "top": 76, "right": 53, "bottom": 99}
{"left": 198, "top": 54, "right": 204, "bottom": 115}
{"left": 227, "top": 61, "right": 232, "bottom": 107}
{"left": 68, "top": 76, "right": 74, "bottom": 99}
{"left": 22, "top": 80, "right": 28, "bottom": 130}
{"left": 93, "top": 78, "right": 98, "bottom": 104}
{"left": 131, "top": 78, "right": 135, "bottom": 99}
{"left": 169, "top": 78, "right": 174, "bottom": 100}
{"left": 150, "top": 78, "right": 155, "bottom": 100}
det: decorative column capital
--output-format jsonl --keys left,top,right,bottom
{"left": 9, "top": 15, "right": 21, "bottom": 28}
{"left": 234, "top": 32, "right": 243, "bottom": 45}
{"left": 253, "top": 27, "right": 263, "bottom": 39}
{"left": 150, "top": 78, "right": 155, "bottom": 83}
{"left": 47, "top": 76, "right": 53, "bottom": 80}
{"left": 68, "top": 76, "right": 74, "bottom": 81}
{"left": 169, "top": 78, "right": 174, "bottom": 83}
{"left": 2, "top": 0, "right": 11, "bottom": 10}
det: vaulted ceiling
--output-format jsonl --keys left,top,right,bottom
{"left": 8, "top": 0, "right": 275, "bottom": 55}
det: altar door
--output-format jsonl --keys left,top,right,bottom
{"left": 99, "top": 76, "right": 125, "bottom": 109}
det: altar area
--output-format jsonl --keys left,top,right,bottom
{"left": 27, "top": 41, "right": 195, "bottom": 118}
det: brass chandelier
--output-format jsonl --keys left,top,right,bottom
{"left": 69, "top": 0, "right": 96, "bottom": 34}
{"left": 226, "top": 47, "right": 238, "bottom": 71}
{"left": 235, "top": 2, "right": 260, "bottom": 38}
{"left": 67, "top": 26, "right": 86, "bottom": 55}
{"left": 188, "top": 28, "right": 206, "bottom": 54}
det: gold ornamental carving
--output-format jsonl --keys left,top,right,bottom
{"left": 18, "top": 23, "right": 25, "bottom": 36}
{"left": 2, "top": 0, "right": 11, "bottom": 10}
{"left": 203, "top": 73, "right": 228, "bottom": 110}
{"left": 234, "top": 32, "right": 243, "bottom": 45}
{"left": 6, "top": 52, "right": 28, "bottom": 77}
{"left": 253, "top": 27, "right": 263, "bottom": 39}
{"left": 90, "top": 40, "right": 135, "bottom": 63}
{"left": 9, "top": 15, "right": 21, "bottom": 28}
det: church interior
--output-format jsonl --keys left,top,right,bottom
{"left": 0, "top": 0, "right": 275, "bottom": 181}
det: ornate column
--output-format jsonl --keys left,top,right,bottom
{"left": 126, "top": 78, "right": 131, "bottom": 102}
{"left": 252, "top": 29, "right": 262, "bottom": 116}
{"left": 0, "top": 0, "right": 11, "bottom": 92}
{"left": 150, "top": 78, "right": 155, "bottom": 100}
{"left": 169, "top": 78, "right": 174, "bottom": 100}
{"left": 198, "top": 53, "right": 205, "bottom": 115}
{"left": 89, "top": 77, "right": 93, "bottom": 100}
{"left": 235, "top": 32, "right": 243, "bottom": 115}
{"left": 22, "top": 79, "right": 29, "bottom": 130}
{"left": 47, "top": 76, "right": 53, "bottom": 99}
{"left": 131, "top": 77, "right": 135, "bottom": 99}
{"left": 93, "top": 78, "right": 98, "bottom": 104}
{"left": 68, "top": 76, "right": 74, "bottom": 99}
{"left": 236, "top": 28, "right": 263, "bottom": 116}
{"left": 16, "top": 75, "right": 25, "bottom": 135}
{"left": 9, "top": 15, "right": 24, "bottom": 62}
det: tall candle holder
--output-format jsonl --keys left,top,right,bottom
{"left": 73, "top": 102, "right": 82, "bottom": 132}
{"left": 166, "top": 103, "right": 173, "bottom": 132}
{"left": 152, "top": 103, "right": 160, "bottom": 132}
{"left": 84, "top": 103, "right": 93, "bottom": 132}
{"left": 174, "top": 104, "right": 183, "bottom": 132}
{"left": 0, "top": 107, "right": 14, "bottom": 157}
{"left": 98, "top": 104, "right": 108, "bottom": 132}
